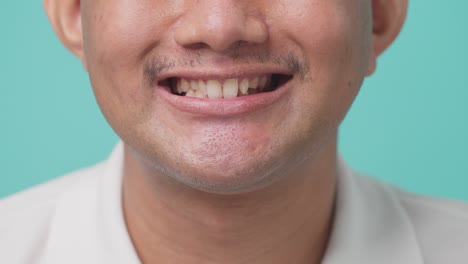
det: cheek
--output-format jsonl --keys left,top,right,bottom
{"left": 82, "top": 0, "right": 183, "bottom": 64}
{"left": 294, "top": 4, "right": 366, "bottom": 75}
{"left": 272, "top": 1, "right": 370, "bottom": 131}
{"left": 81, "top": 2, "right": 143, "bottom": 111}
{"left": 81, "top": 1, "right": 181, "bottom": 130}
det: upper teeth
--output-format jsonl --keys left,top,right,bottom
{"left": 175, "top": 76, "right": 271, "bottom": 99}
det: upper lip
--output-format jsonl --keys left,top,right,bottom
{"left": 153, "top": 65, "right": 294, "bottom": 84}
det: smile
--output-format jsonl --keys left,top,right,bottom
{"left": 166, "top": 74, "right": 291, "bottom": 99}
{"left": 155, "top": 70, "right": 294, "bottom": 117}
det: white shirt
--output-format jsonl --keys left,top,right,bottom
{"left": 1, "top": 143, "right": 467, "bottom": 264}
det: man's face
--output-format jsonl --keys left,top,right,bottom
{"left": 80, "top": 0, "right": 373, "bottom": 193}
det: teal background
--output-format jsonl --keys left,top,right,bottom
{"left": 1, "top": 2, "right": 467, "bottom": 199}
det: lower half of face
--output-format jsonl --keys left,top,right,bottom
{"left": 84, "top": 0, "right": 372, "bottom": 194}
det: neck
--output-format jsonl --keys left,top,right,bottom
{"left": 122, "top": 139, "right": 337, "bottom": 264}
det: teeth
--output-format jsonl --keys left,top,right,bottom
{"left": 176, "top": 79, "right": 183, "bottom": 94}
{"left": 239, "top": 79, "right": 249, "bottom": 95}
{"left": 198, "top": 80, "right": 207, "bottom": 94}
{"left": 206, "top": 80, "right": 223, "bottom": 99}
{"left": 175, "top": 75, "right": 273, "bottom": 98}
{"left": 195, "top": 89, "right": 207, "bottom": 99}
{"left": 185, "top": 86, "right": 207, "bottom": 99}
{"left": 249, "top": 77, "right": 259, "bottom": 89}
{"left": 223, "top": 79, "right": 239, "bottom": 98}
{"left": 190, "top": 80, "right": 199, "bottom": 91}
{"left": 265, "top": 76, "right": 271, "bottom": 90}
{"left": 177, "top": 79, "right": 190, "bottom": 93}
{"left": 259, "top": 76, "right": 268, "bottom": 91}
{"left": 185, "top": 89, "right": 196, "bottom": 98}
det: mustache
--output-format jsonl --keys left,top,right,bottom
{"left": 143, "top": 51, "right": 309, "bottom": 85}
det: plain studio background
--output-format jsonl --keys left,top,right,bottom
{"left": 0, "top": 1, "right": 467, "bottom": 200}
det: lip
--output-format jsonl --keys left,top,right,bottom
{"left": 153, "top": 68, "right": 294, "bottom": 117}
{"left": 153, "top": 65, "right": 293, "bottom": 83}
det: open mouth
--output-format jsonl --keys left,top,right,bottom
{"left": 158, "top": 74, "right": 292, "bottom": 99}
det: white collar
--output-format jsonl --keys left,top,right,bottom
{"left": 321, "top": 158, "right": 423, "bottom": 263}
{"left": 45, "top": 143, "right": 140, "bottom": 263}
{"left": 44, "top": 143, "right": 423, "bottom": 263}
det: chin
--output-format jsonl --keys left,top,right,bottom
{"left": 162, "top": 155, "right": 287, "bottom": 195}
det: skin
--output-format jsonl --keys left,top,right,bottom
{"left": 44, "top": 0, "right": 407, "bottom": 263}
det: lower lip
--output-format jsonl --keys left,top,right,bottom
{"left": 155, "top": 81, "right": 292, "bottom": 117}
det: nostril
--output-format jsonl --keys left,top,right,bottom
{"left": 173, "top": 5, "right": 268, "bottom": 52}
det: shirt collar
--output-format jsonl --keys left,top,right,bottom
{"left": 45, "top": 142, "right": 140, "bottom": 264}
{"left": 45, "top": 144, "right": 423, "bottom": 264}
{"left": 321, "top": 157, "right": 424, "bottom": 264}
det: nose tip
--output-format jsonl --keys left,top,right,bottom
{"left": 174, "top": 3, "right": 268, "bottom": 52}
